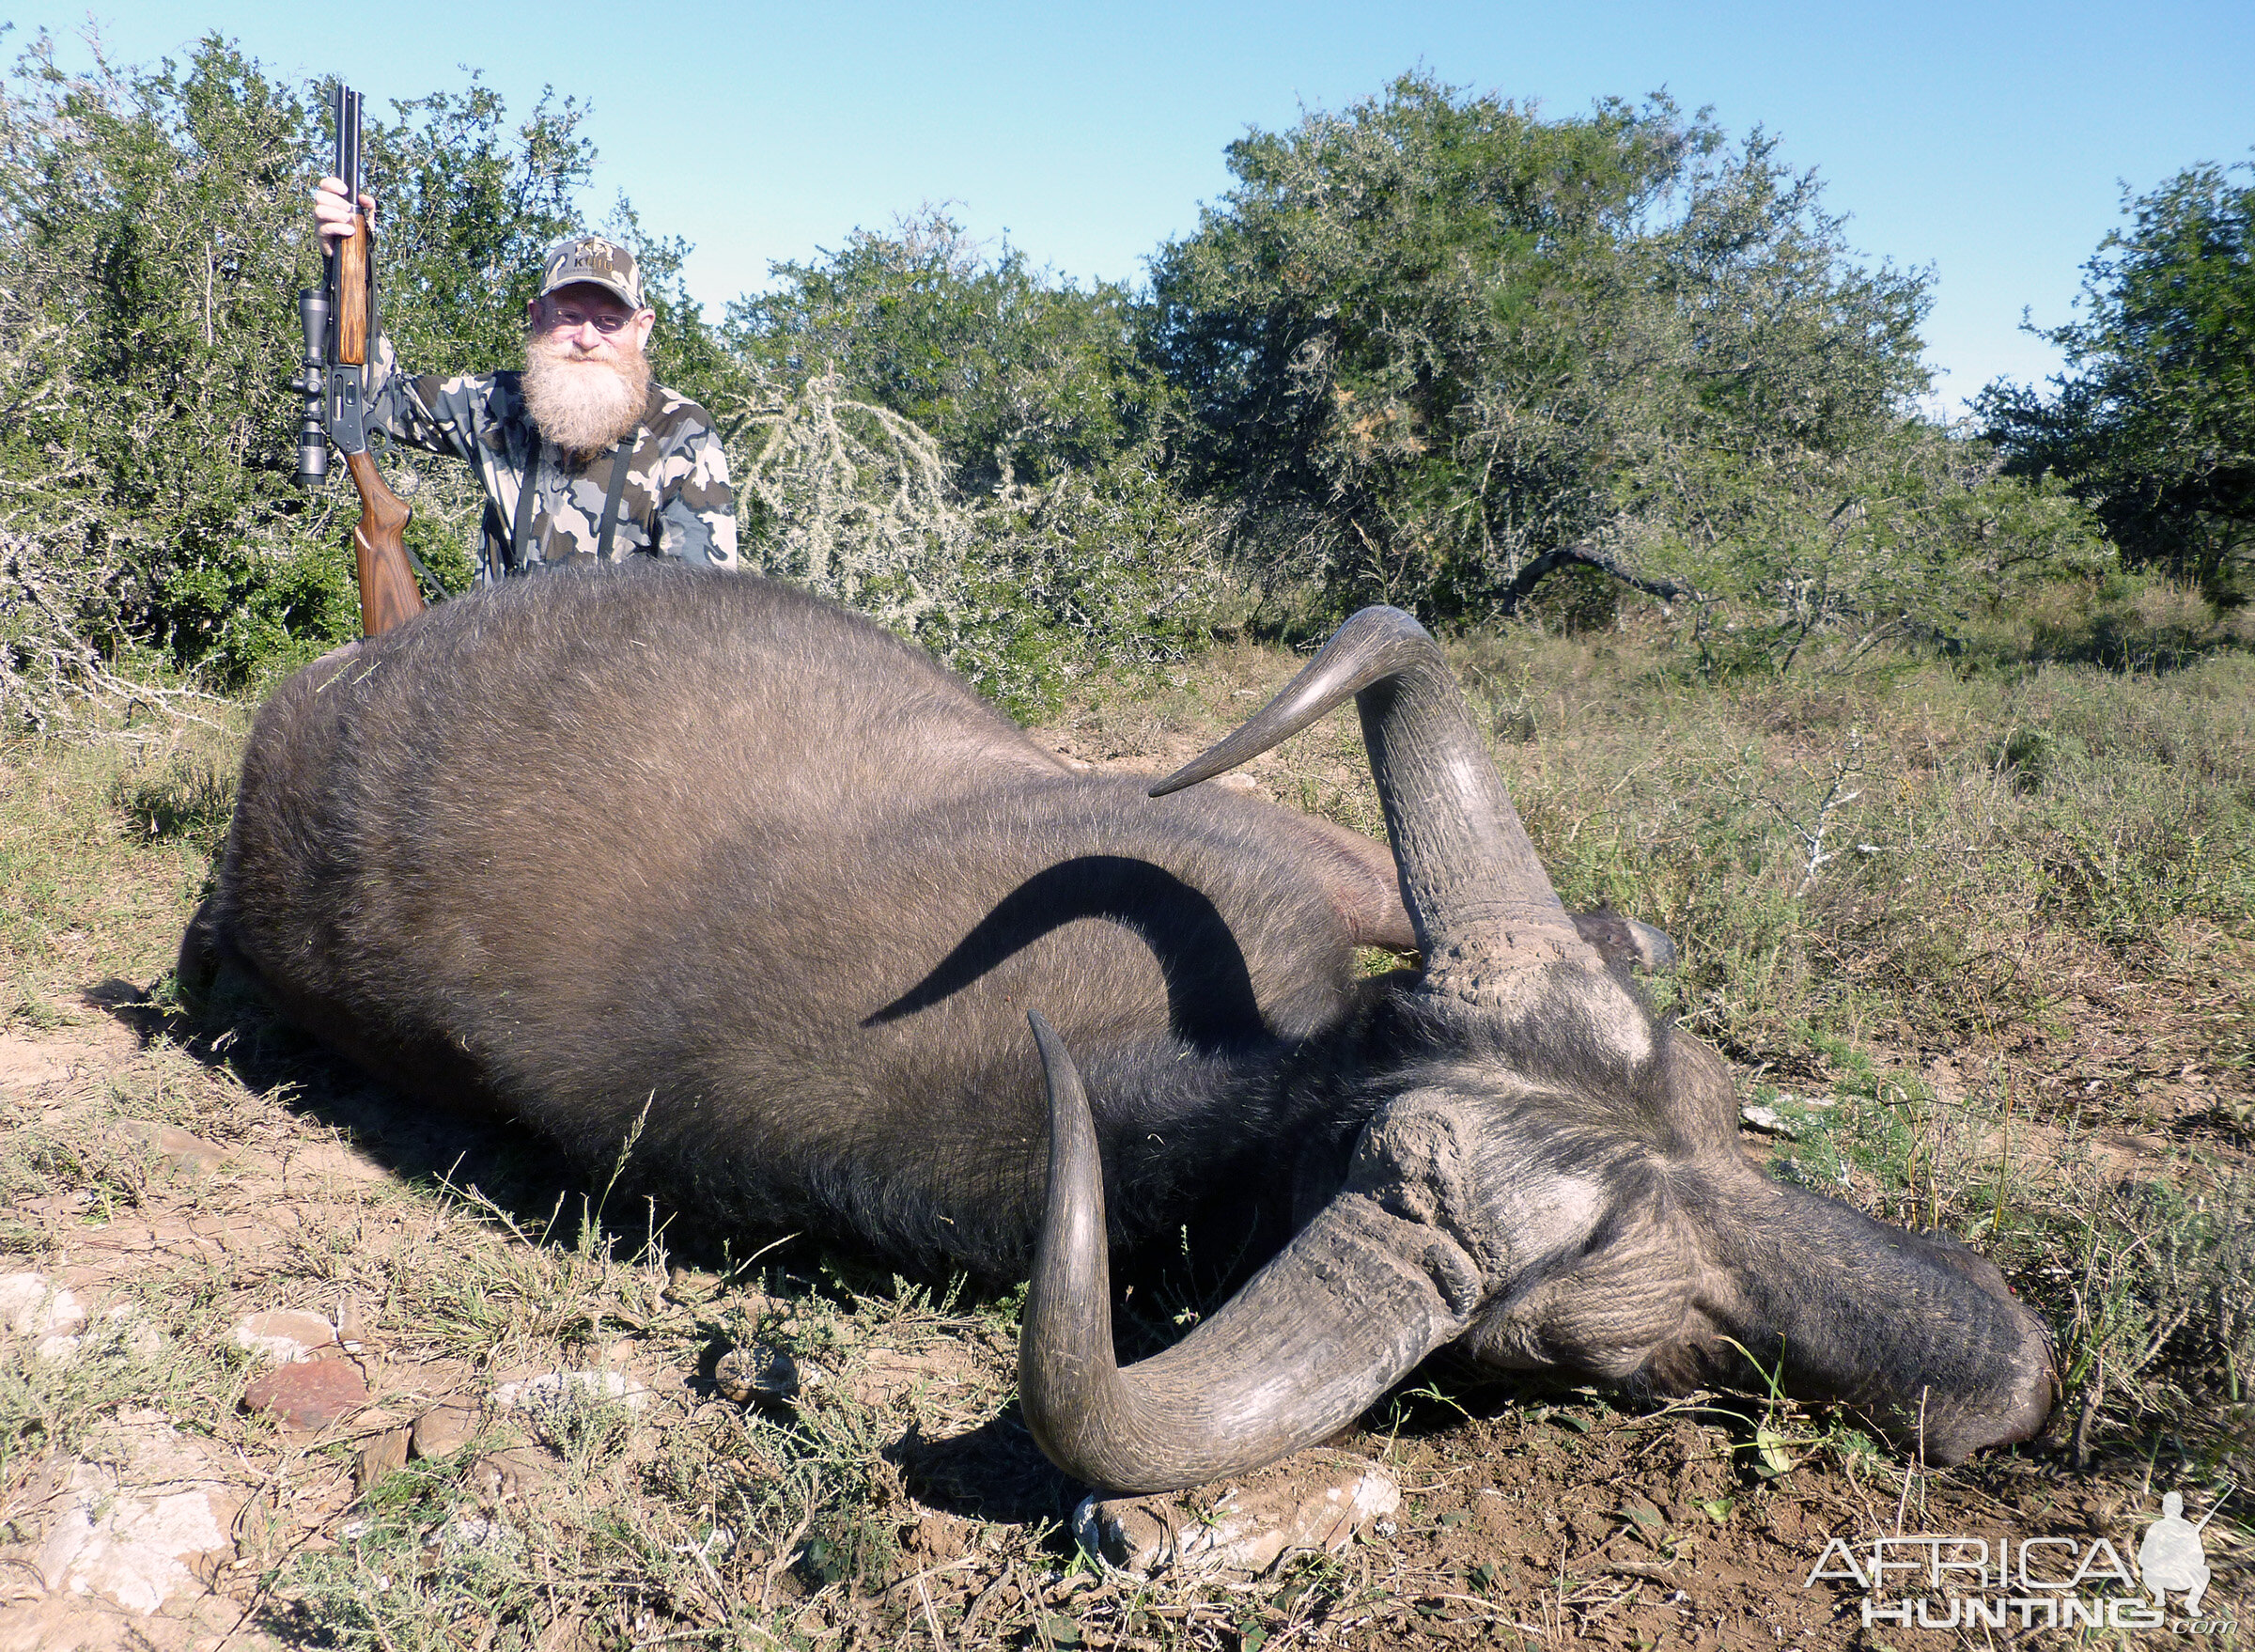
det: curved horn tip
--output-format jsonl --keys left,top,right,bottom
{"left": 1018, "top": 1021, "right": 1484, "bottom": 1494}
{"left": 1018, "top": 1009, "right": 1124, "bottom": 1476}
{"left": 1146, "top": 606, "right": 1442, "bottom": 800}
{"left": 1025, "top": 1007, "right": 1067, "bottom": 1071}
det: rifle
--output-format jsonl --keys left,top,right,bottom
{"left": 293, "top": 82, "right": 424, "bottom": 637}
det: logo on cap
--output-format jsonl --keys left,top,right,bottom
{"left": 539, "top": 236, "right": 645, "bottom": 311}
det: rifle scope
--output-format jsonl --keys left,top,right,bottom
{"left": 294, "top": 287, "right": 330, "bottom": 489}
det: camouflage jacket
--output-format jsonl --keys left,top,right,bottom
{"left": 364, "top": 335, "right": 737, "bottom": 582}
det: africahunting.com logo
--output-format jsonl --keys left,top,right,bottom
{"left": 1803, "top": 1488, "right": 2235, "bottom": 1633}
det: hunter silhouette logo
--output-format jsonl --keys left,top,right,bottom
{"left": 2138, "top": 1491, "right": 2215, "bottom": 1615}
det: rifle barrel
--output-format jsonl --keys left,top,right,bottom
{"left": 334, "top": 85, "right": 370, "bottom": 367}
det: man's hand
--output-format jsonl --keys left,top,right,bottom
{"left": 315, "top": 176, "right": 376, "bottom": 247}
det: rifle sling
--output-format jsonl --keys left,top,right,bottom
{"left": 509, "top": 444, "right": 539, "bottom": 574}
{"left": 404, "top": 544, "right": 444, "bottom": 603}
{"left": 510, "top": 434, "right": 639, "bottom": 573}
{"left": 597, "top": 435, "right": 633, "bottom": 561}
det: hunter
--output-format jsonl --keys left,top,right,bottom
{"left": 313, "top": 179, "right": 737, "bottom": 580}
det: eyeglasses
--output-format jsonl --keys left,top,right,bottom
{"left": 547, "top": 305, "right": 634, "bottom": 335}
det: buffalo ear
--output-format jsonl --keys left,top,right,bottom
{"left": 1268, "top": 809, "right": 1419, "bottom": 951}
{"left": 1571, "top": 909, "right": 1676, "bottom": 974}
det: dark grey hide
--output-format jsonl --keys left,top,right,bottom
{"left": 185, "top": 563, "right": 2054, "bottom": 1492}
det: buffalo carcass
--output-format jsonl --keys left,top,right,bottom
{"left": 182, "top": 562, "right": 2054, "bottom": 1492}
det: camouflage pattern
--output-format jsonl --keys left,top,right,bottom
{"left": 364, "top": 333, "right": 736, "bottom": 581}
{"left": 538, "top": 235, "right": 645, "bottom": 310}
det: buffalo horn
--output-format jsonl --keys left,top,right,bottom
{"left": 1018, "top": 1012, "right": 1475, "bottom": 1493}
{"left": 1152, "top": 606, "right": 1598, "bottom": 997}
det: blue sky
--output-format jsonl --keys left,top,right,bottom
{"left": 28, "top": 1, "right": 2255, "bottom": 413}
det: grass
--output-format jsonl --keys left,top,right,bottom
{"left": 1447, "top": 619, "right": 2255, "bottom": 1479}
{"left": 0, "top": 611, "right": 2249, "bottom": 1647}
{"left": 0, "top": 719, "right": 244, "bottom": 1022}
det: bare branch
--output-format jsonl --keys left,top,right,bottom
{"left": 1493, "top": 538, "right": 1695, "bottom": 617}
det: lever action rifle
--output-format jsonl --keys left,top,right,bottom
{"left": 293, "top": 82, "right": 425, "bottom": 637}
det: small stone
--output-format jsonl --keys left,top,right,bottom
{"left": 356, "top": 1426, "right": 412, "bottom": 1494}
{"left": 35, "top": 1486, "right": 230, "bottom": 1613}
{"left": 117, "top": 1118, "right": 228, "bottom": 1174}
{"left": 234, "top": 1309, "right": 338, "bottom": 1364}
{"left": 242, "top": 1358, "right": 367, "bottom": 1429}
{"left": 1738, "top": 1103, "right": 1799, "bottom": 1139}
{"left": 1075, "top": 1452, "right": 1400, "bottom": 1578}
{"left": 0, "top": 1271, "right": 86, "bottom": 1336}
{"left": 411, "top": 1401, "right": 480, "bottom": 1459}
{"left": 714, "top": 1344, "right": 799, "bottom": 1405}
{"left": 490, "top": 1370, "right": 648, "bottom": 1419}
{"left": 434, "top": 1515, "right": 525, "bottom": 1559}
{"left": 31, "top": 1300, "right": 155, "bottom": 1364}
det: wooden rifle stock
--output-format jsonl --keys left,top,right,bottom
{"left": 346, "top": 450, "right": 422, "bottom": 636}
{"left": 334, "top": 207, "right": 424, "bottom": 637}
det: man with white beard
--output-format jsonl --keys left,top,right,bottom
{"left": 313, "top": 179, "right": 736, "bottom": 581}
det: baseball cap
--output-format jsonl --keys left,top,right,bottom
{"left": 537, "top": 236, "right": 645, "bottom": 311}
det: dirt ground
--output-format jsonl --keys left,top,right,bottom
{"left": 2, "top": 998, "right": 2247, "bottom": 1650}
{"left": 3, "top": 649, "right": 2251, "bottom": 1650}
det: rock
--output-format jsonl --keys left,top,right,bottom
{"left": 434, "top": 1515, "right": 525, "bottom": 1559}
{"left": 117, "top": 1118, "right": 228, "bottom": 1175}
{"left": 714, "top": 1344, "right": 800, "bottom": 1405}
{"left": 0, "top": 1273, "right": 101, "bottom": 1363}
{"left": 485, "top": 1372, "right": 645, "bottom": 1435}
{"left": 242, "top": 1358, "right": 367, "bottom": 1429}
{"left": 35, "top": 1486, "right": 230, "bottom": 1614}
{"left": 490, "top": 1370, "right": 649, "bottom": 1419}
{"left": 0, "top": 1271, "right": 86, "bottom": 1336}
{"left": 411, "top": 1400, "right": 481, "bottom": 1459}
{"left": 356, "top": 1426, "right": 412, "bottom": 1493}
{"left": 24, "top": 1414, "right": 246, "bottom": 1622}
{"left": 233, "top": 1309, "right": 338, "bottom": 1363}
{"left": 31, "top": 1301, "right": 164, "bottom": 1364}
{"left": 1075, "top": 1452, "right": 1400, "bottom": 1578}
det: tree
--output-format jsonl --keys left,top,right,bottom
{"left": 1977, "top": 163, "right": 2255, "bottom": 597}
{"left": 0, "top": 29, "right": 351, "bottom": 694}
{"left": 1144, "top": 74, "right": 2003, "bottom": 638}
{"left": 722, "top": 210, "right": 1223, "bottom": 712}
{"left": 361, "top": 76, "right": 594, "bottom": 377}
{"left": 728, "top": 208, "right": 1166, "bottom": 493}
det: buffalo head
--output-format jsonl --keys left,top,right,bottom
{"left": 1019, "top": 607, "right": 2055, "bottom": 1492}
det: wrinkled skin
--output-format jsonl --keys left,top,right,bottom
{"left": 186, "top": 565, "right": 2054, "bottom": 1494}
{"left": 1346, "top": 1004, "right": 2052, "bottom": 1458}
{"left": 1019, "top": 957, "right": 2054, "bottom": 1491}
